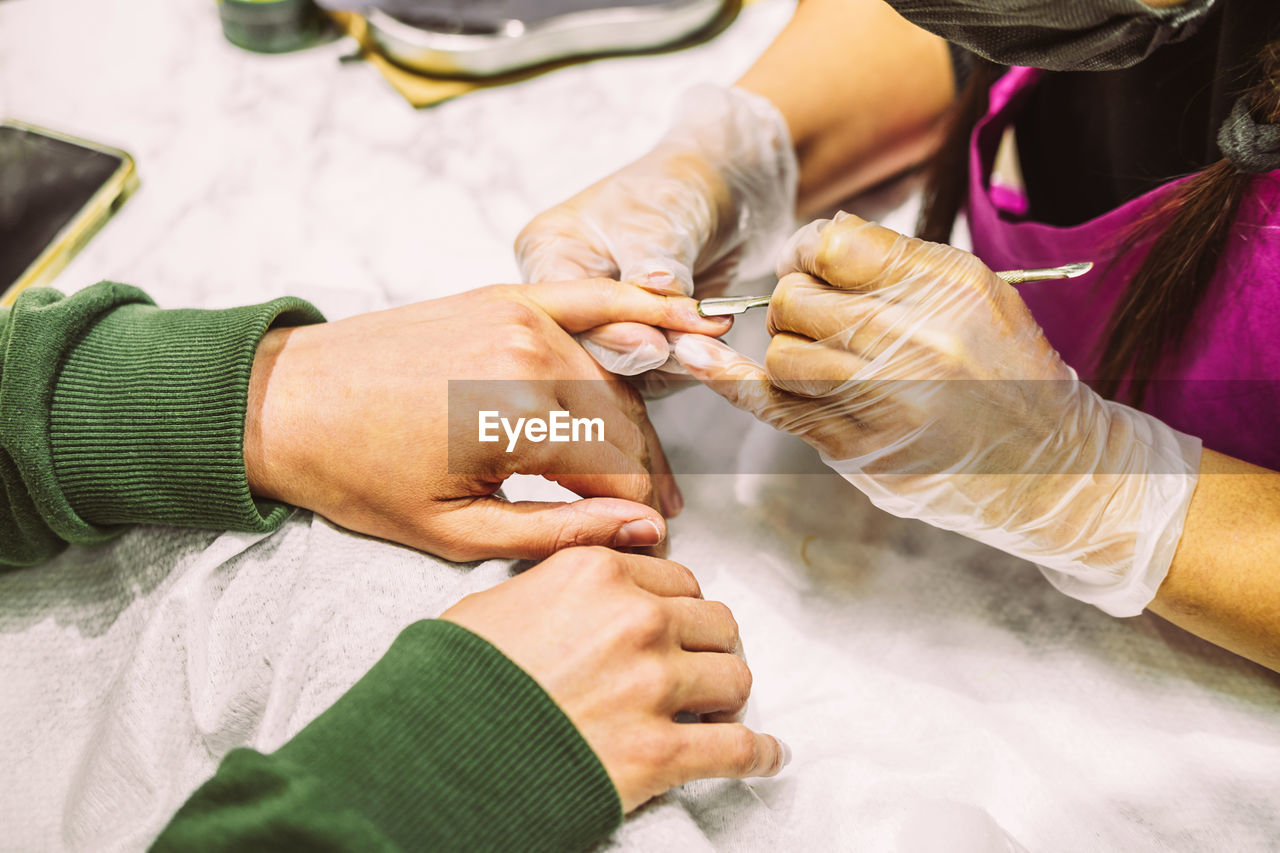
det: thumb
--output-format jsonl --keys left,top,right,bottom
{"left": 431, "top": 496, "right": 667, "bottom": 562}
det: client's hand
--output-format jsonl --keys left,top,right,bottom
{"left": 441, "top": 546, "right": 788, "bottom": 812}
{"left": 244, "top": 279, "right": 731, "bottom": 562}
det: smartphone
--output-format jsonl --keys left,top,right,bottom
{"left": 0, "top": 120, "right": 138, "bottom": 307}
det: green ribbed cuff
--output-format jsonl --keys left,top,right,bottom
{"left": 278, "top": 620, "right": 624, "bottom": 852}
{"left": 48, "top": 287, "right": 323, "bottom": 531}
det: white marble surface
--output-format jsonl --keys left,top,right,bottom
{"left": 3, "top": 1, "right": 1280, "bottom": 851}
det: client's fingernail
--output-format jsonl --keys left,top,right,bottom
{"left": 833, "top": 210, "right": 850, "bottom": 222}
{"left": 673, "top": 335, "right": 718, "bottom": 370}
{"left": 778, "top": 739, "right": 793, "bottom": 770}
{"left": 615, "top": 519, "right": 663, "bottom": 548}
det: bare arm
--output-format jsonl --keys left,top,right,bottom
{"left": 736, "top": 0, "right": 956, "bottom": 214}
{"left": 1149, "top": 449, "right": 1280, "bottom": 671}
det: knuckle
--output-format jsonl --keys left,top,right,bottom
{"left": 771, "top": 274, "right": 801, "bottom": 308}
{"left": 547, "top": 544, "right": 611, "bottom": 577}
{"left": 729, "top": 656, "right": 753, "bottom": 705}
{"left": 705, "top": 599, "right": 739, "bottom": 637}
{"left": 672, "top": 563, "right": 702, "bottom": 598}
{"left": 816, "top": 222, "right": 852, "bottom": 272}
{"left": 766, "top": 273, "right": 814, "bottom": 335}
{"left": 549, "top": 514, "right": 594, "bottom": 552}
{"left": 620, "top": 599, "right": 671, "bottom": 647}
{"left": 502, "top": 328, "right": 554, "bottom": 373}
{"left": 626, "top": 657, "right": 677, "bottom": 707}
{"left": 763, "top": 338, "right": 791, "bottom": 378}
{"left": 572, "top": 278, "right": 625, "bottom": 319}
{"left": 566, "top": 546, "right": 631, "bottom": 587}
{"left": 493, "top": 297, "right": 546, "bottom": 332}
{"left": 632, "top": 724, "right": 682, "bottom": 776}
{"left": 514, "top": 208, "right": 577, "bottom": 255}
{"left": 576, "top": 544, "right": 623, "bottom": 573}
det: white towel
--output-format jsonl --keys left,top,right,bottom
{"left": 6, "top": 432, "right": 1280, "bottom": 851}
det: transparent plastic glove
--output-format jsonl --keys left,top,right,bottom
{"left": 673, "top": 213, "right": 1202, "bottom": 617}
{"left": 516, "top": 84, "right": 798, "bottom": 382}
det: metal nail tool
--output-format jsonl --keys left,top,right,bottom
{"left": 696, "top": 262, "right": 1094, "bottom": 317}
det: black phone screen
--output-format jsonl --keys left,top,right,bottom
{"left": 0, "top": 125, "right": 125, "bottom": 289}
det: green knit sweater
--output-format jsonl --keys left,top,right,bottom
{"left": 0, "top": 283, "right": 623, "bottom": 851}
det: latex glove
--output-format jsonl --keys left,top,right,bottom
{"left": 673, "top": 213, "right": 1201, "bottom": 617}
{"left": 244, "top": 278, "right": 732, "bottom": 562}
{"left": 515, "top": 84, "right": 797, "bottom": 380}
{"left": 442, "top": 546, "right": 788, "bottom": 813}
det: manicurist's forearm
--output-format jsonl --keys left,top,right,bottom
{"left": 1149, "top": 449, "right": 1280, "bottom": 671}
{"left": 736, "top": 0, "right": 955, "bottom": 214}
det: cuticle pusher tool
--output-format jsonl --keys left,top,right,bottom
{"left": 696, "top": 262, "right": 1094, "bottom": 317}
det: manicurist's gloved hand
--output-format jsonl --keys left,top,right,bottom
{"left": 243, "top": 279, "right": 731, "bottom": 562}
{"left": 673, "top": 213, "right": 1202, "bottom": 617}
{"left": 516, "top": 85, "right": 797, "bottom": 382}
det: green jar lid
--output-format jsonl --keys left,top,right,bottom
{"left": 219, "top": 0, "right": 326, "bottom": 54}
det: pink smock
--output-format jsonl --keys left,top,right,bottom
{"left": 967, "top": 66, "right": 1280, "bottom": 470}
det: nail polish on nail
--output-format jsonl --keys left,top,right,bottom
{"left": 778, "top": 740, "right": 793, "bottom": 770}
{"left": 614, "top": 519, "right": 663, "bottom": 548}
